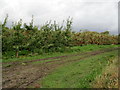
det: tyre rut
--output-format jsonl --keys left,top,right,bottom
{"left": 2, "top": 47, "right": 119, "bottom": 88}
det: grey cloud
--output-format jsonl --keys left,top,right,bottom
{"left": 0, "top": 0, "right": 119, "bottom": 34}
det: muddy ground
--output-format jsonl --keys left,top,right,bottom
{"left": 2, "top": 47, "right": 119, "bottom": 88}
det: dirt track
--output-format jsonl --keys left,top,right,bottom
{"left": 2, "top": 47, "right": 119, "bottom": 88}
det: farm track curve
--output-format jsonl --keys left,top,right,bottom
{"left": 2, "top": 47, "right": 119, "bottom": 88}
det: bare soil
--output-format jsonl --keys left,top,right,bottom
{"left": 2, "top": 47, "right": 119, "bottom": 88}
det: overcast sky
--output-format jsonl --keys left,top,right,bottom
{"left": 0, "top": 0, "right": 119, "bottom": 34}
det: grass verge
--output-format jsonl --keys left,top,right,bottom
{"left": 39, "top": 50, "right": 118, "bottom": 88}
{"left": 90, "top": 57, "right": 118, "bottom": 88}
{"left": 3, "top": 44, "right": 118, "bottom": 63}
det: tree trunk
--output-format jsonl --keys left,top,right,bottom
{"left": 16, "top": 51, "right": 19, "bottom": 58}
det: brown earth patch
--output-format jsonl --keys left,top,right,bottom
{"left": 2, "top": 47, "right": 119, "bottom": 88}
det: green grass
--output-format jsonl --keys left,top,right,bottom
{"left": 91, "top": 57, "right": 118, "bottom": 88}
{"left": 32, "top": 58, "right": 60, "bottom": 64}
{"left": 32, "top": 51, "right": 88, "bottom": 64}
{"left": 3, "top": 45, "right": 119, "bottom": 63}
{"left": 39, "top": 50, "right": 118, "bottom": 88}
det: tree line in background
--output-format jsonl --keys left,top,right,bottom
{"left": 1, "top": 15, "right": 119, "bottom": 58}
